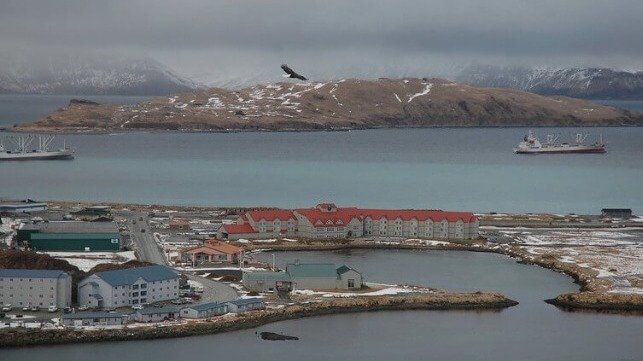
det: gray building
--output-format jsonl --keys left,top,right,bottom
{"left": 0, "top": 199, "right": 48, "bottom": 213}
{"left": 61, "top": 312, "right": 128, "bottom": 327}
{"left": 78, "top": 265, "right": 179, "bottom": 309}
{"left": 180, "top": 302, "right": 228, "bottom": 319}
{"left": 225, "top": 298, "right": 264, "bottom": 313}
{"left": 134, "top": 307, "right": 179, "bottom": 322}
{"left": 243, "top": 263, "right": 363, "bottom": 292}
{"left": 242, "top": 271, "right": 292, "bottom": 293}
{"left": 0, "top": 269, "right": 72, "bottom": 308}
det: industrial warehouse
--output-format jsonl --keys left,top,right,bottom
{"left": 243, "top": 263, "right": 363, "bottom": 292}
{"left": 17, "top": 221, "right": 121, "bottom": 251}
{"left": 219, "top": 203, "right": 479, "bottom": 241}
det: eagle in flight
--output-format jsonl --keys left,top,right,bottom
{"left": 281, "top": 64, "right": 307, "bottom": 81}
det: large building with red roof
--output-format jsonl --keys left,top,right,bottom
{"left": 218, "top": 203, "right": 478, "bottom": 241}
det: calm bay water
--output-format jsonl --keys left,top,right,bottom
{"left": 4, "top": 250, "right": 642, "bottom": 361}
{"left": 1, "top": 126, "right": 642, "bottom": 214}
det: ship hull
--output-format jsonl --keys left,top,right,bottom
{"left": 514, "top": 147, "right": 606, "bottom": 154}
{"left": 0, "top": 152, "right": 74, "bottom": 161}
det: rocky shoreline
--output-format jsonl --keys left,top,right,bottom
{"left": 245, "top": 240, "right": 643, "bottom": 313}
{"left": 0, "top": 293, "right": 517, "bottom": 348}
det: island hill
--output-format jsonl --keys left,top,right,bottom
{"left": 15, "top": 78, "right": 643, "bottom": 132}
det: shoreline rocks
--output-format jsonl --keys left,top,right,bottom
{"left": 0, "top": 293, "right": 517, "bottom": 348}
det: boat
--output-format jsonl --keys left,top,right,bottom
{"left": 513, "top": 130, "right": 606, "bottom": 154}
{"left": 0, "top": 134, "right": 74, "bottom": 161}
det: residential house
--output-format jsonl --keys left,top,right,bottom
{"left": 61, "top": 312, "right": 127, "bottom": 327}
{"left": 134, "top": 307, "right": 179, "bottom": 322}
{"left": 179, "top": 240, "right": 244, "bottom": 265}
{"left": 225, "top": 298, "right": 264, "bottom": 313}
{"left": 180, "top": 302, "right": 228, "bottom": 319}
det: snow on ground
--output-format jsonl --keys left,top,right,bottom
{"left": 489, "top": 228, "right": 643, "bottom": 294}
{"left": 0, "top": 217, "right": 15, "bottom": 246}
{"left": 41, "top": 251, "right": 137, "bottom": 272}
{"left": 407, "top": 83, "right": 432, "bottom": 103}
{"left": 292, "top": 284, "right": 428, "bottom": 298}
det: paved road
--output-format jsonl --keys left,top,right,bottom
{"left": 120, "top": 211, "right": 167, "bottom": 265}
{"left": 184, "top": 274, "right": 238, "bottom": 304}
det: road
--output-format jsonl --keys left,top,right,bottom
{"left": 120, "top": 211, "right": 168, "bottom": 265}
{"left": 184, "top": 274, "right": 238, "bottom": 304}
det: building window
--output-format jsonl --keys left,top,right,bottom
{"left": 140, "top": 284, "right": 147, "bottom": 289}
{"left": 348, "top": 279, "right": 355, "bottom": 288}
{"left": 132, "top": 284, "right": 139, "bottom": 290}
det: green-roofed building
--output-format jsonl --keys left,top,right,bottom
{"left": 19, "top": 221, "right": 121, "bottom": 251}
{"left": 29, "top": 233, "right": 121, "bottom": 251}
{"left": 242, "top": 263, "right": 363, "bottom": 292}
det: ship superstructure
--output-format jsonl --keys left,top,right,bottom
{"left": 513, "top": 130, "right": 606, "bottom": 154}
{"left": 0, "top": 134, "right": 74, "bottom": 161}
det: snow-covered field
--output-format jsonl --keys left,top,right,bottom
{"left": 486, "top": 228, "right": 643, "bottom": 294}
{"left": 41, "top": 251, "right": 137, "bottom": 271}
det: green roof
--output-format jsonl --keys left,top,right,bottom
{"left": 30, "top": 233, "right": 120, "bottom": 240}
{"left": 245, "top": 271, "right": 291, "bottom": 281}
{"left": 286, "top": 263, "right": 339, "bottom": 278}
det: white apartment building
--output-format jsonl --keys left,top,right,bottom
{"left": 0, "top": 269, "right": 72, "bottom": 308}
{"left": 77, "top": 265, "right": 179, "bottom": 309}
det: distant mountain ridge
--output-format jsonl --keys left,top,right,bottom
{"left": 0, "top": 57, "right": 203, "bottom": 96}
{"left": 15, "top": 78, "right": 642, "bottom": 132}
{"left": 455, "top": 66, "right": 643, "bottom": 100}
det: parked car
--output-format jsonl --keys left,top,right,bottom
{"left": 131, "top": 304, "right": 144, "bottom": 310}
{"left": 30, "top": 306, "right": 39, "bottom": 312}
{"left": 22, "top": 305, "right": 31, "bottom": 312}
{"left": 0, "top": 312, "right": 5, "bottom": 318}
{"left": 47, "top": 305, "right": 58, "bottom": 313}
{"left": 171, "top": 299, "right": 186, "bottom": 305}
{"left": 63, "top": 307, "right": 73, "bottom": 314}
{"left": 77, "top": 305, "right": 89, "bottom": 311}
{"left": 2, "top": 304, "right": 12, "bottom": 312}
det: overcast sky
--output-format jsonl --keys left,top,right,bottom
{"left": 1, "top": 0, "right": 642, "bottom": 85}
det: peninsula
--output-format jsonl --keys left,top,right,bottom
{"left": 14, "top": 78, "right": 643, "bottom": 132}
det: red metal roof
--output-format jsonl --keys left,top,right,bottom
{"left": 222, "top": 223, "right": 257, "bottom": 234}
{"left": 295, "top": 206, "right": 476, "bottom": 227}
{"left": 246, "top": 210, "right": 295, "bottom": 222}
{"left": 358, "top": 209, "right": 477, "bottom": 223}
{"left": 295, "top": 207, "right": 362, "bottom": 227}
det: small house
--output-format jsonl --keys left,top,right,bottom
{"left": 601, "top": 208, "right": 632, "bottom": 218}
{"left": 134, "top": 307, "right": 179, "bottom": 322}
{"left": 225, "top": 298, "right": 264, "bottom": 313}
{"left": 180, "top": 302, "right": 228, "bottom": 319}
{"left": 169, "top": 219, "right": 191, "bottom": 231}
{"left": 61, "top": 312, "right": 127, "bottom": 327}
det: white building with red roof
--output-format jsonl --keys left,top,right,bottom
{"left": 218, "top": 203, "right": 478, "bottom": 241}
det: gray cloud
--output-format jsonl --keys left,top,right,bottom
{"left": 1, "top": 0, "right": 642, "bottom": 85}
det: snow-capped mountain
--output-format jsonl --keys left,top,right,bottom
{"left": 455, "top": 66, "right": 643, "bottom": 100}
{"left": 0, "top": 55, "right": 203, "bottom": 95}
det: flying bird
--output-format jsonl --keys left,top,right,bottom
{"left": 281, "top": 64, "right": 307, "bottom": 81}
